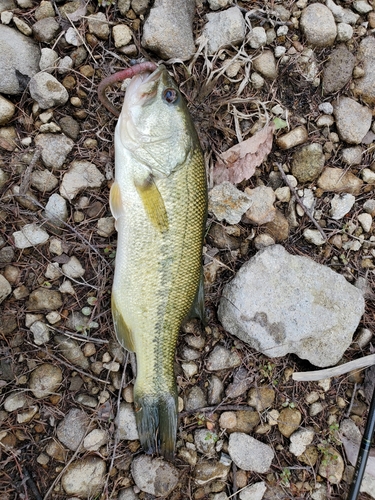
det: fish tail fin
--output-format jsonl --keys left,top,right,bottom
{"left": 134, "top": 389, "right": 178, "bottom": 461}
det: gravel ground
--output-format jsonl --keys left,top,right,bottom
{"left": 1, "top": 1, "right": 375, "bottom": 499}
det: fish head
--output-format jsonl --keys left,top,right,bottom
{"left": 117, "top": 65, "right": 197, "bottom": 177}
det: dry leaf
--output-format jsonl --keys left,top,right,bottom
{"left": 213, "top": 123, "right": 274, "bottom": 185}
{"left": 66, "top": 0, "right": 87, "bottom": 22}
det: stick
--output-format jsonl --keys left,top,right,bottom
{"left": 97, "top": 61, "right": 158, "bottom": 117}
{"left": 293, "top": 354, "right": 375, "bottom": 382}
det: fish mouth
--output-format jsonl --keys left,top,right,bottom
{"left": 135, "top": 65, "right": 165, "bottom": 103}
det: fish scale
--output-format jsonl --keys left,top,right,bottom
{"left": 110, "top": 65, "right": 207, "bottom": 459}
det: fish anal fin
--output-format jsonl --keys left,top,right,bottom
{"left": 135, "top": 176, "right": 168, "bottom": 233}
{"left": 187, "top": 269, "right": 206, "bottom": 324}
{"left": 109, "top": 181, "right": 124, "bottom": 221}
{"left": 111, "top": 295, "right": 135, "bottom": 352}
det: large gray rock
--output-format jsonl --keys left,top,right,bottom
{"left": 354, "top": 37, "right": 375, "bottom": 105}
{"left": 29, "top": 73, "right": 69, "bottom": 109}
{"left": 333, "top": 97, "right": 372, "bottom": 144}
{"left": 202, "top": 6, "right": 245, "bottom": 54}
{"left": 228, "top": 433, "right": 274, "bottom": 472}
{"left": 131, "top": 455, "right": 179, "bottom": 497}
{"left": 322, "top": 45, "right": 356, "bottom": 94}
{"left": 300, "top": 3, "right": 336, "bottom": 47}
{"left": 61, "top": 457, "right": 106, "bottom": 498}
{"left": 218, "top": 245, "right": 365, "bottom": 367}
{"left": 0, "top": 25, "right": 40, "bottom": 94}
{"left": 142, "top": 0, "right": 195, "bottom": 61}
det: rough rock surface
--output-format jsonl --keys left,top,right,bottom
{"left": 218, "top": 245, "right": 365, "bottom": 367}
{"left": 131, "top": 455, "right": 179, "bottom": 497}
{"left": 322, "top": 45, "right": 356, "bottom": 94}
{"left": 228, "top": 432, "right": 274, "bottom": 472}
{"left": 61, "top": 457, "right": 106, "bottom": 498}
{"left": 142, "top": 0, "right": 195, "bottom": 60}
{"left": 60, "top": 160, "right": 105, "bottom": 200}
{"left": 202, "top": 6, "right": 246, "bottom": 54}
{"left": 333, "top": 97, "right": 372, "bottom": 144}
{"left": 0, "top": 24, "right": 40, "bottom": 94}
{"left": 300, "top": 3, "right": 337, "bottom": 47}
{"left": 353, "top": 36, "right": 375, "bottom": 104}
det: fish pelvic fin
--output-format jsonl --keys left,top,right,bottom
{"left": 134, "top": 388, "right": 178, "bottom": 462}
{"left": 134, "top": 175, "right": 169, "bottom": 233}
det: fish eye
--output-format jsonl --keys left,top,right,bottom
{"left": 163, "top": 88, "right": 178, "bottom": 104}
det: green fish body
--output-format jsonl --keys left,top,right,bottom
{"left": 110, "top": 65, "right": 207, "bottom": 459}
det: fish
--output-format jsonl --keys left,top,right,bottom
{"left": 109, "top": 64, "right": 207, "bottom": 460}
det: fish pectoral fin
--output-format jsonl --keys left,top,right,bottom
{"left": 187, "top": 268, "right": 206, "bottom": 324}
{"left": 109, "top": 181, "right": 124, "bottom": 222}
{"left": 111, "top": 295, "right": 135, "bottom": 352}
{"left": 135, "top": 175, "right": 169, "bottom": 233}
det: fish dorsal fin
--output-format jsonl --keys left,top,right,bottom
{"left": 109, "top": 181, "right": 124, "bottom": 221}
{"left": 135, "top": 175, "right": 169, "bottom": 233}
{"left": 111, "top": 294, "right": 135, "bottom": 352}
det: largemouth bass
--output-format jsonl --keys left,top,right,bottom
{"left": 108, "top": 64, "right": 207, "bottom": 459}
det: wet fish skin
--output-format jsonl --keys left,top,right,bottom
{"left": 110, "top": 65, "right": 207, "bottom": 459}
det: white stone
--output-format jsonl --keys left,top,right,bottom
{"left": 228, "top": 433, "right": 274, "bottom": 472}
{"left": 289, "top": 428, "right": 314, "bottom": 456}
{"left": 83, "top": 429, "right": 109, "bottom": 451}
{"left": 326, "top": 0, "right": 360, "bottom": 24}
{"left": 336, "top": 22, "right": 353, "bottom": 42}
{"left": 13, "top": 223, "right": 49, "bottom": 249}
{"left": 39, "top": 47, "right": 58, "bottom": 73}
{"left": 208, "top": 182, "right": 252, "bottom": 224}
{"left": 250, "top": 72, "right": 265, "bottom": 89}
{"left": 0, "top": 95, "right": 16, "bottom": 125}
{"left": 303, "top": 229, "right": 326, "bottom": 246}
{"left": 4, "top": 392, "right": 28, "bottom": 412}
{"left": 239, "top": 481, "right": 267, "bottom": 500}
{"left": 274, "top": 45, "right": 286, "bottom": 58}
{"left": 316, "top": 115, "right": 334, "bottom": 127}
{"left": 362, "top": 168, "right": 375, "bottom": 184}
{"left": 0, "top": 274, "right": 12, "bottom": 304}
{"left": 58, "top": 56, "right": 73, "bottom": 74}
{"left": 61, "top": 458, "right": 106, "bottom": 497}
{"left": 353, "top": 0, "right": 373, "bottom": 14}
{"left": 45, "top": 262, "right": 61, "bottom": 280}
{"left": 254, "top": 234, "right": 275, "bottom": 250}
{"left": 44, "top": 193, "right": 68, "bottom": 226}
{"left": 248, "top": 26, "right": 267, "bottom": 49}
{"left": 62, "top": 256, "right": 85, "bottom": 279}
{"left": 113, "top": 24, "right": 133, "bottom": 48}
{"left": 115, "top": 402, "right": 139, "bottom": 440}
{"left": 330, "top": 193, "right": 355, "bottom": 220}
{"left": 319, "top": 102, "right": 333, "bottom": 114}
{"left": 65, "top": 27, "right": 83, "bottom": 46}
{"left": 358, "top": 213, "right": 372, "bottom": 233}
{"left": 218, "top": 245, "right": 364, "bottom": 367}
{"left": 30, "top": 320, "right": 50, "bottom": 345}
{"left": 274, "top": 186, "right": 290, "bottom": 202}
{"left": 29, "top": 73, "right": 69, "bottom": 109}
{"left": 131, "top": 455, "right": 179, "bottom": 497}
{"left": 203, "top": 7, "right": 246, "bottom": 54}
{"left": 60, "top": 161, "right": 105, "bottom": 200}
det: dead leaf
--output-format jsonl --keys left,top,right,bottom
{"left": 66, "top": 0, "right": 87, "bottom": 22}
{"left": 341, "top": 436, "right": 375, "bottom": 479}
{"left": 213, "top": 123, "right": 274, "bottom": 185}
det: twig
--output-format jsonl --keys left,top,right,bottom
{"left": 293, "top": 354, "right": 375, "bottom": 382}
{"left": 276, "top": 163, "right": 327, "bottom": 242}
{"left": 180, "top": 404, "right": 256, "bottom": 417}
{"left": 43, "top": 349, "right": 111, "bottom": 385}
{"left": 345, "top": 383, "right": 358, "bottom": 418}
{"left": 19, "top": 147, "right": 41, "bottom": 195}
{"left": 23, "top": 468, "right": 43, "bottom": 500}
